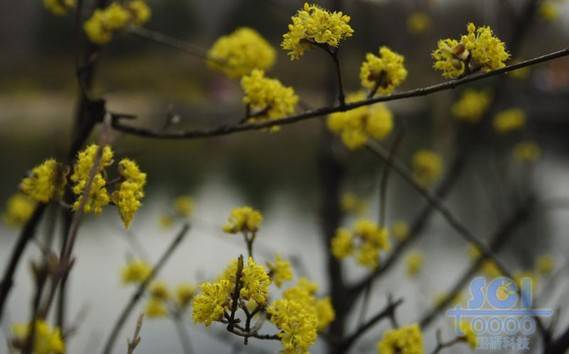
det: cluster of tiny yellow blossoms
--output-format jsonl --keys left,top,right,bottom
{"left": 144, "top": 281, "right": 195, "bottom": 318}
{"left": 513, "top": 141, "right": 541, "bottom": 163}
{"left": 267, "top": 255, "right": 294, "bottom": 288}
{"left": 20, "top": 159, "right": 65, "bottom": 203}
{"left": 360, "top": 46, "right": 408, "bottom": 96}
{"left": 327, "top": 92, "right": 394, "bottom": 150}
{"left": 452, "top": 89, "right": 491, "bottom": 123}
{"left": 540, "top": 1, "right": 560, "bottom": 22}
{"left": 192, "top": 279, "right": 233, "bottom": 326}
{"left": 405, "top": 250, "right": 424, "bottom": 278}
{"left": 331, "top": 219, "right": 391, "bottom": 269}
{"left": 223, "top": 206, "right": 263, "bottom": 234}
{"left": 391, "top": 220, "right": 410, "bottom": 241}
{"left": 407, "top": 12, "right": 431, "bottom": 34}
{"left": 468, "top": 245, "right": 502, "bottom": 279}
{"left": 208, "top": 27, "right": 276, "bottom": 79}
{"left": 11, "top": 320, "right": 65, "bottom": 354}
{"left": 84, "top": 0, "right": 151, "bottom": 44}
{"left": 2, "top": 193, "right": 36, "bottom": 227}
{"left": 160, "top": 195, "right": 194, "bottom": 228}
{"left": 536, "top": 255, "right": 555, "bottom": 276}
{"left": 432, "top": 23, "right": 509, "bottom": 79}
{"left": 70, "top": 145, "right": 114, "bottom": 214}
{"left": 268, "top": 278, "right": 334, "bottom": 353}
{"left": 241, "top": 70, "right": 299, "bottom": 127}
{"left": 112, "top": 159, "right": 147, "bottom": 228}
{"left": 377, "top": 323, "right": 425, "bottom": 354}
{"left": 340, "top": 193, "right": 368, "bottom": 216}
{"left": 43, "top": 0, "right": 75, "bottom": 16}
{"left": 459, "top": 321, "right": 478, "bottom": 349}
{"left": 493, "top": 108, "right": 526, "bottom": 134}
{"left": 412, "top": 150, "right": 443, "bottom": 187}
{"left": 121, "top": 258, "right": 152, "bottom": 284}
{"left": 281, "top": 3, "right": 354, "bottom": 60}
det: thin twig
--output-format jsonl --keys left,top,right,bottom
{"left": 127, "top": 314, "right": 144, "bottom": 354}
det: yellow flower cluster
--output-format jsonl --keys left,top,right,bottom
{"left": 2, "top": 193, "right": 35, "bottom": 227}
{"left": 341, "top": 192, "right": 368, "bottom": 216}
{"left": 377, "top": 323, "right": 425, "bottom": 354}
{"left": 282, "top": 3, "right": 354, "bottom": 60}
{"left": 221, "top": 257, "right": 271, "bottom": 305}
{"left": 331, "top": 219, "right": 391, "bottom": 269}
{"left": 121, "top": 259, "right": 152, "bottom": 284}
{"left": 43, "top": 0, "right": 75, "bottom": 16}
{"left": 267, "top": 255, "right": 294, "bottom": 288}
{"left": 360, "top": 46, "right": 408, "bottom": 96}
{"left": 459, "top": 320, "right": 478, "bottom": 349}
{"left": 241, "top": 70, "right": 299, "bottom": 126}
{"left": 208, "top": 27, "right": 276, "bottom": 79}
{"left": 20, "top": 159, "right": 65, "bottom": 203}
{"left": 160, "top": 195, "right": 194, "bottom": 228}
{"left": 493, "top": 108, "right": 526, "bottom": 134}
{"left": 112, "top": 159, "right": 147, "bottom": 228}
{"left": 327, "top": 92, "right": 394, "bottom": 150}
{"left": 405, "top": 251, "right": 424, "bottom": 278}
{"left": 540, "top": 2, "right": 560, "bottom": 22}
{"left": 11, "top": 320, "right": 65, "bottom": 354}
{"left": 468, "top": 245, "right": 502, "bottom": 279}
{"left": 513, "top": 141, "right": 541, "bottom": 163}
{"left": 192, "top": 279, "right": 233, "bottom": 326}
{"left": 145, "top": 297, "right": 168, "bottom": 318}
{"left": 536, "top": 255, "right": 555, "bottom": 275}
{"left": 223, "top": 206, "right": 263, "bottom": 234}
{"left": 412, "top": 150, "right": 443, "bottom": 187}
{"left": 433, "top": 23, "right": 509, "bottom": 79}
{"left": 84, "top": 1, "right": 151, "bottom": 44}
{"left": 407, "top": 12, "right": 431, "bottom": 34}
{"left": 452, "top": 89, "right": 491, "bottom": 123}
{"left": 144, "top": 281, "right": 195, "bottom": 318}
{"left": 268, "top": 278, "right": 334, "bottom": 353}
{"left": 70, "top": 145, "right": 114, "bottom": 214}
{"left": 391, "top": 220, "right": 409, "bottom": 241}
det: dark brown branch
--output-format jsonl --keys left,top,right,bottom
{"left": 102, "top": 223, "right": 191, "bottom": 354}
{"left": 109, "top": 48, "right": 569, "bottom": 140}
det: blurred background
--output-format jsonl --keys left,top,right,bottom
{"left": 1, "top": 0, "right": 569, "bottom": 353}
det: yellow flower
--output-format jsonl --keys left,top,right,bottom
{"left": 540, "top": 2, "right": 560, "bottom": 22}
{"left": 175, "top": 283, "right": 195, "bottom": 308}
{"left": 70, "top": 144, "right": 114, "bottom": 214}
{"left": 407, "top": 12, "right": 431, "bottom": 34}
{"left": 84, "top": 10, "right": 112, "bottom": 44}
{"left": 121, "top": 259, "right": 152, "bottom": 284}
{"left": 340, "top": 193, "right": 367, "bottom": 215}
{"left": 2, "top": 193, "right": 36, "bottom": 227}
{"left": 145, "top": 297, "right": 168, "bottom": 318}
{"left": 327, "top": 92, "right": 394, "bottom": 150}
{"left": 468, "top": 245, "right": 502, "bottom": 278}
{"left": 331, "top": 228, "right": 354, "bottom": 259}
{"left": 43, "top": 0, "right": 75, "bottom": 16}
{"left": 360, "top": 46, "right": 408, "bottom": 95}
{"left": 392, "top": 220, "right": 409, "bottom": 241}
{"left": 459, "top": 320, "right": 478, "bottom": 349}
{"left": 513, "top": 142, "right": 541, "bottom": 163}
{"left": 405, "top": 251, "right": 424, "bottom": 278}
{"left": 192, "top": 279, "right": 233, "bottom": 326}
{"left": 536, "top": 255, "right": 555, "bottom": 276}
{"left": 377, "top": 323, "right": 425, "bottom": 354}
{"left": 452, "top": 89, "right": 491, "bottom": 123}
{"left": 241, "top": 69, "right": 298, "bottom": 127}
{"left": 240, "top": 257, "right": 271, "bottom": 305}
{"left": 412, "top": 150, "right": 443, "bottom": 187}
{"left": 223, "top": 206, "right": 263, "bottom": 234}
{"left": 149, "top": 281, "right": 170, "bottom": 300}
{"left": 208, "top": 27, "right": 276, "bottom": 79}
{"left": 433, "top": 23, "right": 509, "bottom": 78}
{"left": 282, "top": 2, "right": 354, "bottom": 60}
{"left": 11, "top": 320, "right": 65, "bottom": 354}
{"left": 493, "top": 108, "right": 526, "bottom": 134}
{"left": 20, "top": 159, "right": 65, "bottom": 203}
{"left": 174, "top": 196, "right": 194, "bottom": 217}
{"left": 267, "top": 255, "right": 294, "bottom": 288}
{"left": 315, "top": 297, "right": 335, "bottom": 331}
{"left": 127, "top": 0, "right": 151, "bottom": 25}
{"left": 112, "top": 159, "right": 147, "bottom": 228}
{"left": 268, "top": 298, "right": 319, "bottom": 353}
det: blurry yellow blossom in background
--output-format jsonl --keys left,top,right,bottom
{"left": 536, "top": 255, "right": 555, "bottom": 275}
{"left": 282, "top": 3, "right": 354, "bottom": 60}
{"left": 222, "top": 206, "right": 263, "bottom": 234}
{"left": 84, "top": 1, "right": 151, "bottom": 44}
{"left": 513, "top": 142, "right": 541, "bottom": 163}
{"left": 267, "top": 255, "right": 294, "bottom": 288}
{"left": 540, "top": 1, "right": 560, "bottom": 22}
{"left": 452, "top": 89, "right": 491, "bottom": 123}
{"left": 360, "top": 46, "right": 408, "bottom": 95}
{"left": 144, "top": 297, "right": 168, "bottom": 318}
{"left": 493, "top": 108, "right": 526, "bottom": 134}
{"left": 341, "top": 192, "right": 368, "bottom": 216}
{"left": 208, "top": 27, "right": 276, "bottom": 79}
{"left": 121, "top": 259, "right": 152, "bottom": 284}
{"left": 43, "top": 0, "right": 75, "bottom": 16}
{"left": 149, "top": 281, "right": 170, "bottom": 300}
{"left": 412, "top": 149, "right": 443, "bottom": 187}
{"left": 327, "top": 92, "right": 394, "bottom": 150}
{"left": 2, "top": 194, "right": 36, "bottom": 227}
{"left": 175, "top": 283, "right": 195, "bottom": 308}
{"left": 407, "top": 12, "right": 431, "bottom": 34}
{"left": 331, "top": 228, "right": 354, "bottom": 259}
{"left": 332, "top": 219, "right": 390, "bottom": 269}
{"left": 459, "top": 320, "right": 478, "bottom": 349}
{"left": 127, "top": 0, "right": 152, "bottom": 25}
{"left": 405, "top": 251, "right": 424, "bottom": 277}
{"left": 377, "top": 323, "right": 425, "bottom": 354}
{"left": 391, "top": 220, "right": 410, "bottom": 241}
{"left": 11, "top": 320, "right": 65, "bottom": 354}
